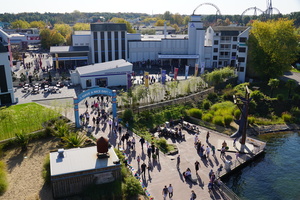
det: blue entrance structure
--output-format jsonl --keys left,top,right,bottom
{"left": 74, "top": 87, "right": 117, "bottom": 127}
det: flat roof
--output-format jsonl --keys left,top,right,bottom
{"left": 50, "top": 146, "right": 120, "bottom": 176}
{"left": 211, "top": 26, "right": 248, "bottom": 32}
{"left": 50, "top": 46, "right": 89, "bottom": 53}
{"left": 76, "top": 59, "right": 132, "bottom": 75}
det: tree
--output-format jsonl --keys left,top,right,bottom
{"left": 172, "top": 13, "right": 183, "bottom": 25}
{"left": 11, "top": 20, "right": 30, "bottom": 29}
{"left": 248, "top": 19, "right": 300, "bottom": 80}
{"left": 40, "top": 28, "right": 65, "bottom": 49}
{"left": 183, "top": 16, "right": 190, "bottom": 25}
{"left": 30, "top": 21, "right": 46, "bottom": 29}
{"left": 54, "top": 23, "right": 72, "bottom": 38}
{"left": 268, "top": 78, "right": 280, "bottom": 98}
{"left": 73, "top": 23, "right": 90, "bottom": 31}
{"left": 110, "top": 17, "right": 136, "bottom": 33}
{"left": 285, "top": 79, "right": 297, "bottom": 99}
{"left": 155, "top": 19, "right": 165, "bottom": 26}
{"left": 163, "top": 11, "right": 172, "bottom": 21}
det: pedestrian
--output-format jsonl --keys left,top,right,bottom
{"left": 118, "top": 125, "right": 122, "bottom": 135}
{"left": 132, "top": 137, "right": 136, "bottom": 150}
{"left": 162, "top": 185, "right": 168, "bottom": 200}
{"left": 211, "top": 145, "right": 215, "bottom": 156}
{"left": 190, "top": 190, "right": 197, "bottom": 200}
{"left": 137, "top": 155, "right": 140, "bottom": 164}
{"left": 206, "top": 146, "right": 211, "bottom": 158}
{"left": 220, "top": 146, "right": 226, "bottom": 158}
{"left": 141, "top": 162, "right": 147, "bottom": 177}
{"left": 147, "top": 146, "right": 152, "bottom": 159}
{"left": 209, "top": 169, "right": 213, "bottom": 179}
{"left": 85, "top": 100, "right": 89, "bottom": 109}
{"left": 206, "top": 131, "right": 210, "bottom": 142}
{"left": 195, "top": 161, "right": 200, "bottom": 174}
{"left": 139, "top": 137, "right": 145, "bottom": 150}
{"left": 233, "top": 137, "right": 237, "bottom": 147}
{"left": 92, "top": 117, "right": 96, "bottom": 126}
{"left": 168, "top": 184, "right": 173, "bottom": 198}
{"left": 155, "top": 147, "right": 159, "bottom": 160}
{"left": 177, "top": 155, "right": 180, "bottom": 168}
{"left": 194, "top": 135, "right": 198, "bottom": 146}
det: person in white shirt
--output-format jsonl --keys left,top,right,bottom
{"left": 168, "top": 184, "right": 173, "bottom": 198}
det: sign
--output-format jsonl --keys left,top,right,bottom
{"left": 94, "top": 172, "right": 115, "bottom": 184}
{"left": 194, "top": 64, "right": 199, "bottom": 77}
{"left": 185, "top": 65, "right": 189, "bottom": 80}
{"left": 161, "top": 70, "right": 166, "bottom": 84}
{"left": 144, "top": 71, "right": 149, "bottom": 87}
{"left": 77, "top": 87, "right": 113, "bottom": 102}
{"left": 174, "top": 68, "right": 179, "bottom": 80}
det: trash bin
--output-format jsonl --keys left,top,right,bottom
{"left": 87, "top": 125, "right": 92, "bottom": 133}
{"left": 224, "top": 160, "right": 232, "bottom": 170}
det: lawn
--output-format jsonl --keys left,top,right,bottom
{"left": 0, "top": 103, "right": 60, "bottom": 141}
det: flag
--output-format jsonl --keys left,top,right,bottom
{"left": 174, "top": 68, "right": 179, "bottom": 80}
{"left": 185, "top": 65, "right": 189, "bottom": 80}
{"left": 200, "top": 62, "right": 205, "bottom": 74}
{"left": 144, "top": 71, "right": 149, "bottom": 87}
{"left": 127, "top": 73, "right": 132, "bottom": 89}
{"left": 161, "top": 70, "right": 166, "bottom": 84}
{"left": 194, "top": 64, "right": 199, "bottom": 77}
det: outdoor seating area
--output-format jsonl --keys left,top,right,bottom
{"left": 21, "top": 82, "right": 62, "bottom": 94}
{"left": 157, "top": 122, "right": 185, "bottom": 140}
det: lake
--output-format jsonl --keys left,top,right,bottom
{"left": 223, "top": 132, "right": 300, "bottom": 200}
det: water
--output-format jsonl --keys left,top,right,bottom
{"left": 223, "top": 132, "right": 300, "bottom": 200}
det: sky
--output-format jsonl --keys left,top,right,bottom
{"left": 1, "top": 0, "right": 299, "bottom": 16}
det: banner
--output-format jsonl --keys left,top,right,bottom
{"left": 194, "top": 64, "right": 199, "bottom": 77}
{"left": 55, "top": 53, "right": 59, "bottom": 69}
{"left": 185, "top": 65, "right": 189, "bottom": 80}
{"left": 200, "top": 62, "right": 205, "bottom": 74}
{"left": 144, "top": 71, "right": 149, "bottom": 87}
{"left": 127, "top": 73, "right": 132, "bottom": 90}
{"left": 161, "top": 70, "right": 166, "bottom": 84}
{"left": 174, "top": 68, "right": 179, "bottom": 81}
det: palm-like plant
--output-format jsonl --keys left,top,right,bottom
{"left": 15, "top": 131, "right": 29, "bottom": 151}
{"left": 62, "top": 132, "right": 85, "bottom": 148}
{"left": 285, "top": 79, "right": 297, "bottom": 99}
{"left": 268, "top": 78, "right": 280, "bottom": 98}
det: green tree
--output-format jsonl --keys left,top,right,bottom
{"left": 73, "top": 23, "right": 90, "bottom": 31}
{"left": 285, "top": 79, "right": 297, "bottom": 99}
{"left": 110, "top": 17, "right": 136, "bottom": 33}
{"left": 183, "top": 16, "right": 190, "bottom": 25}
{"left": 268, "top": 78, "right": 280, "bottom": 98}
{"left": 11, "top": 20, "right": 30, "bottom": 29}
{"left": 248, "top": 19, "right": 300, "bottom": 79}
{"left": 172, "top": 13, "right": 183, "bottom": 25}
{"left": 30, "top": 21, "right": 46, "bottom": 29}
{"left": 155, "top": 19, "right": 166, "bottom": 26}
{"left": 163, "top": 11, "right": 172, "bottom": 21}
{"left": 54, "top": 23, "right": 72, "bottom": 37}
{"left": 40, "top": 28, "right": 65, "bottom": 49}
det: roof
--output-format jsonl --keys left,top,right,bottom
{"left": 211, "top": 26, "right": 248, "bottom": 32}
{"left": 74, "top": 31, "right": 91, "bottom": 35}
{"left": 50, "top": 146, "right": 120, "bottom": 177}
{"left": 76, "top": 59, "right": 132, "bottom": 76}
{"left": 50, "top": 46, "right": 89, "bottom": 53}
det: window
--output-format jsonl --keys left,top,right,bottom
{"left": 213, "top": 62, "right": 217, "bottom": 68}
{"left": 239, "top": 67, "right": 244, "bottom": 72}
{"left": 214, "top": 40, "right": 218, "bottom": 45}
{"left": 96, "top": 78, "right": 107, "bottom": 87}
{"left": 239, "top": 37, "right": 247, "bottom": 43}
{"left": 213, "top": 48, "right": 218, "bottom": 52}
{"left": 238, "top": 57, "right": 245, "bottom": 62}
{"left": 233, "top": 37, "right": 237, "bottom": 41}
{"left": 239, "top": 47, "right": 246, "bottom": 52}
{"left": 213, "top": 56, "right": 218, "bottom": 60}
{"left": 232, "top": 52, "right": 236, "bottom": 56}
{"left": 216, "top": 33, "right": 219, "bottom": 36}
{"left": 86, "top": 79, "right": 92, "bottom": 87}
{"left": 232, "top": 45, "right": 237, "bottom": 49}
{"left": 218, "top": 61, "right": 222, "bottom": 65}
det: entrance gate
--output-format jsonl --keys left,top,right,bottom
{"left": 74, "top": 87, "right": 117, "bottom": 127}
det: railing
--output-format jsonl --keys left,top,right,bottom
{"left": 215, "top": 183, "right": 240, "bottom": 200}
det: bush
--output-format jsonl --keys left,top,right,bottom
{"left": 234, "top": 109, "right": 241, "bottom": 119}
{"left": 42, "top": 155, "right": 50, "bottom": 183}
{"left": 212, "top": 116, "right": 224, "bottom": 126}
{"left": 123, "top": 109, "right": 133, "bottom": 123}
{"left": 292, "top": 94, "right": 300, "bottom": 102}
{"left": 207, "top": 92, "right": 218, "bottom": 102}
{"left": 202, "top": 100, "right": 211, "bottom": 110}
{"left": 156, "top": 138, "right": 168, "bottom": 153}
{"left": 276, "top": 94, "right": 284, "bottom": 101}
{"left": 188, "top": 108, "right": 203, "bottom": 119}
{"left": 15, "top": 131, "right": 29, "bottom": 151}
{"left": 0, "top": 161, "right": 8, "bottom": 195}
{"left": 250, "top": 90, "right": 265, "bottom": 102}
{"left": 123, "top": 176, "right": 144, "bottom": 197}
{"left": 248, "top": 116, "right": 255, "bottom": 125}
{"left": 282, "top": 112, "right": 292, "bottom": 123}
{"left": 202, "top": 113, "right": 213, "bottom": 122}
{"left": 224, "top": 115, "right": 233, "bottom": 127}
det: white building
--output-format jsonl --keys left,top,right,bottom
{"left": 0, "top": 29, "right": 15, "bottom": 105}
{"left": 70, "top": 59, "right": 132, "bottom": 89}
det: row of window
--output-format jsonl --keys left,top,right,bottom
{"left": 213, "top": 37, "right": 247, "bottom": 45}
{"left": 213, "top": 46, "right": 246, "bottom": 53}
{"left": 213, "top": 55, "right": 245, "bottom": 62}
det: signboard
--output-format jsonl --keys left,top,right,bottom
{"left": 77, "top": 87, "right": 113, "bottom": 103}
{"left": 94, "top": 172, "right": 115, "bottom": 184}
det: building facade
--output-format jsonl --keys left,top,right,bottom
{"left": 0, "top": 29, "right": 15, "bottom": 105}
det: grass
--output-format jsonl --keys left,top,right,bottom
{"left": 0, "top": 161, "right": 8, "bottom": 195}
{"left": 0, "top": 103, "right": 60, "bottom": 141}
{"left": 290, "top": 68, "right": 300, "bottom": 73}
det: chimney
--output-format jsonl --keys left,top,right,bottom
{"left": 164, "top": 21, "right": 167, "bottom": 39}
{"left": 58, "top": 148, "right": 64, "bottom": 158}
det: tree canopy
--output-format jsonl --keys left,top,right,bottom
{"left": 11, "top": 20, "right": 30, "bottom": 29}
{"left": 248, "top": 19, "right": 300, "bottom": 79}
{"left": 73, "top": 23, "right": 90, "bottom": 31}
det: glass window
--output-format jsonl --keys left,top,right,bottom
{"left": 86, "top": 79, "right": 92, "bottom": 87}
{"left": 213, "top": 56, "right": 218, "bottom": 60}
{"left": 213, "top": 48, "right": 218, "bottom": 52}
{"left": 214, "top": 40, "right": 218, "bottom": 45}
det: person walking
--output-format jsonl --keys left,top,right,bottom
{"left": 211, "top": 145, "right": 216, "bottom": 156}
{"left": 155, "top": 147, "right": 159, "bottom": 160}
{"left": 139, "top": 137, "right": 145, "bottom": 150}
{"left": 162, "top": 185, "right": 168, "bottom": 200}
{"left": 195, "top": 161, "right": 200, "bottom": 174}
{"left": 168, "top": 184, "right": 173, "bottom": 198}
{"left": 206, "top": 146, "right": 211, "bottom": 158}
{"left": 206, "top": 131, "right": 210, "bottom": 142}
{"left": 177, "top": 155, "right": 180, "bottom": 169}
{"left": 141, "top": 162, "right": 147, "bottom": 177}
{"left": 190, "top": 190, "right": 197, "bottom": 200}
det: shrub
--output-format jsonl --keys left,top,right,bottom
{"left": 123, "top": 109, "right": 133, "bottom": 123}
{"left": 250, "top": 90, "right": 265, "bottom": 102}
{"left": 276, "top": 94, "right": 284, "bottom": 101}
{"left": 62, "top": 132, "right": 85, "bottom": 148}
{"left": 202, "top": 113, "right": 213, "bottom": 122}
{"left": 156, "top": 138, "right": 168, "bottom": 153}
{"left": 224, "top": 115, "right": 233, "bottom": 127}
{"left": 282, "top": 112, "right": 292, "bottom": 123}
{"left": 15, "top": 131, "right": 29, "bottom": 151}
{"left": 292, "top": 94, "right": 300, "bottom": 102}
{"left": 207, "top": 92, "right": 218, "bottom": 102}
{"left": 212, "top": 116, "right": 224, "bottom": 126}
{"left": 234, "top": 109, "right": 241, "bottom": 119}
{"left": 188, "top": 108, "right": 203, "bottom": 119}
{"left": 0, "top": 161, "right": 8, "bottom": 195}
{"left": 42, "top": 155, "right": 50, "bottom": 183}
{"left": 123, "top": 176, "right": 144, "bottom": 197}
{"left": 202, "top": 100, "right": 211, "bottom": 110}
{"left": 248, "top": 116, "right": 255, "bottom": 125}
